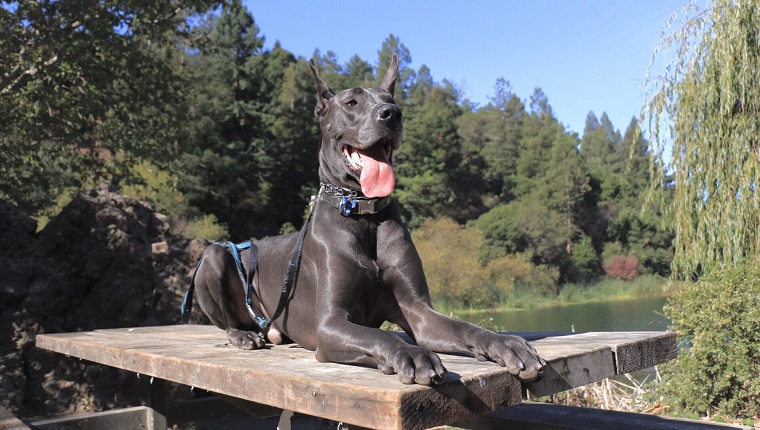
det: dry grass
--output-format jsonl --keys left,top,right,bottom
{"left": 530, "top": 367, "right": 663, "bottom": 413}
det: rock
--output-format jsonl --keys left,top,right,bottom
{"left": 152, "top": 241, "right": 170, "bottom": 255}
{"left": 0, "top": 184, "right": 210, "bottom": 418}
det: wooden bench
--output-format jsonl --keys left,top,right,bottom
{"left": 455, "top": 402, "right": 751, "bottom": 430}
{"left": 36, "top": 325, "right": 677, "bottom": 430}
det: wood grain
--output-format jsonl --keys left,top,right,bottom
{"left": 36, "top": 325, "right": 675, "bottom": 430}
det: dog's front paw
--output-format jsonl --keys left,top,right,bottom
{"left": 477, "top": 334, "right": 546, "bottom": 382}
{"left": 379, "top": 345, "right": 447, "bottom": 386}
{"left": 227, "top": 329, "right": 265, "bottom": 350}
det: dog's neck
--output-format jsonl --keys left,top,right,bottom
{"left": 318, "top": 182, "right": 392, "bottom": 216}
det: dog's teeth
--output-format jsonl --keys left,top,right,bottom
{"left": 343, "top": 145, "right": 363, "bottom": 172}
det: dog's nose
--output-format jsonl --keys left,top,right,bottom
{"left": 377, "top": 104, "right": 402, "bottom": 122}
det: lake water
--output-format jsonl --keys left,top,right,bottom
{"left": 459, "top": 296, "right": 671, "bottom": 333}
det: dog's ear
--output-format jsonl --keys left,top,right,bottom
{"left": 378, "top": 53, "right": 399, "bottom": 97}
{"left": 309, "top": 59, "right": 335, "bottom": 117}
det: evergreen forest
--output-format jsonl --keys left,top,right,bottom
{"left": 1, "top": 1, "right": 673, "bottom": 308}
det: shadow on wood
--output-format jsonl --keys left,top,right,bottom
{"left": 35, "top": 325, "right": 676, "bottom": 430}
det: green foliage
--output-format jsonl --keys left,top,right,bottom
{"left": 32, "top": 187, "right": 80, "bottom": 232}
{"left": 413, "top": 217, "right": 558, "bottom": 309}
{"left": 122, "top": 161, "right": 189, "bottom": 218}
{"left": 608, "top": 210, "right": 673, "bottom": 276}
{"left": 0, "top": 0, "right": 223, "bottom": 213}
{"left": 644, "top": 0, "right": 760, "bottom": 280}
{"left": 644, "top": 2, "right": 760, "bottom": 419}
{"left": 570, "top": 235, "right": 600, "bottom": 281}
{"left": 177, "top": 214, "right": 229, "bottom": 242}
{"left": 661, "top": 262, "right": 760, "bottom": 420}
{"left": 0, "top": 2, "right": 673, "bottom": 301}
{"left": 121, "top": 160, "right": 229, "bottom": 240}
{"left": 472, "top": 200, "right": 568, "bottom": 270}
{"left": 413, "top": 217, "right": 499, "bottom": 308}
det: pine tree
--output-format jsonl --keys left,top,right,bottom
{"left": 344, "top": 55, "right": 375, "bottom": 87}
{"left": 179, "top": 2, "right": 276, "bottom": 238}
{"left": 395, "top": 81, "right": 485, "bottom": 226}
{"left": 545, "top": 130, "right": 587, "bottom": 257}
{"left": 268, "top": 58, "right": 321, "bottom": 228}
{"left": 620, "top": 117, "right": 650, "bottom": 207}
{"left": 514, "top": 88, "right": 560, "bottom": 198}
{"left": 376, "top": 35, "right": 415, "bottom": 105}
{"left": 484, "top": 79, "right": 524, "bottom": 201}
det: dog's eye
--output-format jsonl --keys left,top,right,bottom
{"left": 345, "top": 100, "right": 357, "bottom": 107}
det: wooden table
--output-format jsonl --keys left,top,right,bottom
{"left": 36, "top": 325, "right": 676, "bottom": 430}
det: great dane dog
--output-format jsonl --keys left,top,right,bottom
{"left": 191, "top": 54, "right": 545, "bottom": 385}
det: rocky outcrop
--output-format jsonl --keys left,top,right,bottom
{"left": 0, "top": 184, "right": 209, "bottom": 418}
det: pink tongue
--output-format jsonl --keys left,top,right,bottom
{"left": 358, "top": 145, "right": 395, "bottom": 198}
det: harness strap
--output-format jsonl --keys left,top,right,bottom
{"left": 180, "top": 183, "right": 390, "bottom": 326}
{"left": 180, "top": 259, "right": 202, "bottom": 324}
{"left": 270, "top": 197, "right": 316, "bottom": 322}
{"left": 247, "top": 241, "right": 259, "bottom": 312}
{"left": 181, "top": 240, "right": 270, "bottom": 329}
{"left": 222, "top": 240, "right": 270, "bottom": 329}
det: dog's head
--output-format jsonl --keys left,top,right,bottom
{"left": 309, "top": 54, "right": 403, "bottom": 198}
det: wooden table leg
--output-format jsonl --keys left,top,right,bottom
{"left": 147, "top": 377, "right": 168, "bottom": 430}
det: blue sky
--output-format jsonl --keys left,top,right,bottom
{"left": 246, "top": 1, "right": 683, "bottom": 137}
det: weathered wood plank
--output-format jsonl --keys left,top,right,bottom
{"left": 571, "top": 331, "right": 677, "bottom": 374}
{"left": 523, "top": 336, "right": 615, "bottom": 397}
{"left": 0, "top": 406, "right": 31, "bottom": 430}
{"left": 31, "top": 406, "right": 151, "bottom": 430}
{"left": 35, "top": 326, "right": 676, "bottom": 430}
{"left": 521, "top": 331, "right": 676, "bottom": 397}
{"left": 37, "top": 325, "right": 520, "bottom": 430}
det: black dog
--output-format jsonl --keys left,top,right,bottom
{"left": 190, "top": 54, "right": 545, "bottom": 385}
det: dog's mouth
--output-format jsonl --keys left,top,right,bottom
{"left": 342, "top": 140, "right": 395, "bottom": 198}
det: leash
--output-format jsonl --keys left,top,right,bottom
{"left": 180, "top": 183, "right": 391, "bottom": 327}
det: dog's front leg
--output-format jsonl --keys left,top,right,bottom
{"left": 407, "top": 308, "right": 545, "bottom": 381}
{"left": 311, "top": 261, "right": 447, "bottom": 385}
{"left": 378, "top": 221, "right": 545, "bottom": 381}
{"left": 314, "top": 316, "right": 446, "bottom": 385}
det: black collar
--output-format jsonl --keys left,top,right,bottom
{"left": 319, "top": 183, "right": 392, "bottom": 216}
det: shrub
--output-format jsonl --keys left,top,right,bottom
{"left": 122, "top": 160, "right": 229, "bottom": 241}
{"left": 174, "top": 214, "right": 229, "bottom": 242}
{"left": 660, "top": 262, "right": 760, "bottom": 420}
{"left": 570, "top": 235, "right": 601, "bottom": 281}
{"left": 412, "top": 217, "right": 558, "bottom": 309}
{"left": 484, "top": 253, "right": 558, "bottom": 299}
{"left": 412, "top": 217, "right": 496, "bottom": 308}
{"left": 121, "top": 160, "right": 188, "bottom": 218}
{"left": 603, "top": 255, "right": 640, "bottom": 281}
{"left": 33, "top": 187, "right": 79, "bottom": 231}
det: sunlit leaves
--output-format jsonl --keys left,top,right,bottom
{"left": 644, "top": 0, "right": 760, "bottom": 279}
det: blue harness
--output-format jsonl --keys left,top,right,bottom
{"left": 180, "top": 183, "right": 391, "bottom": 328}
